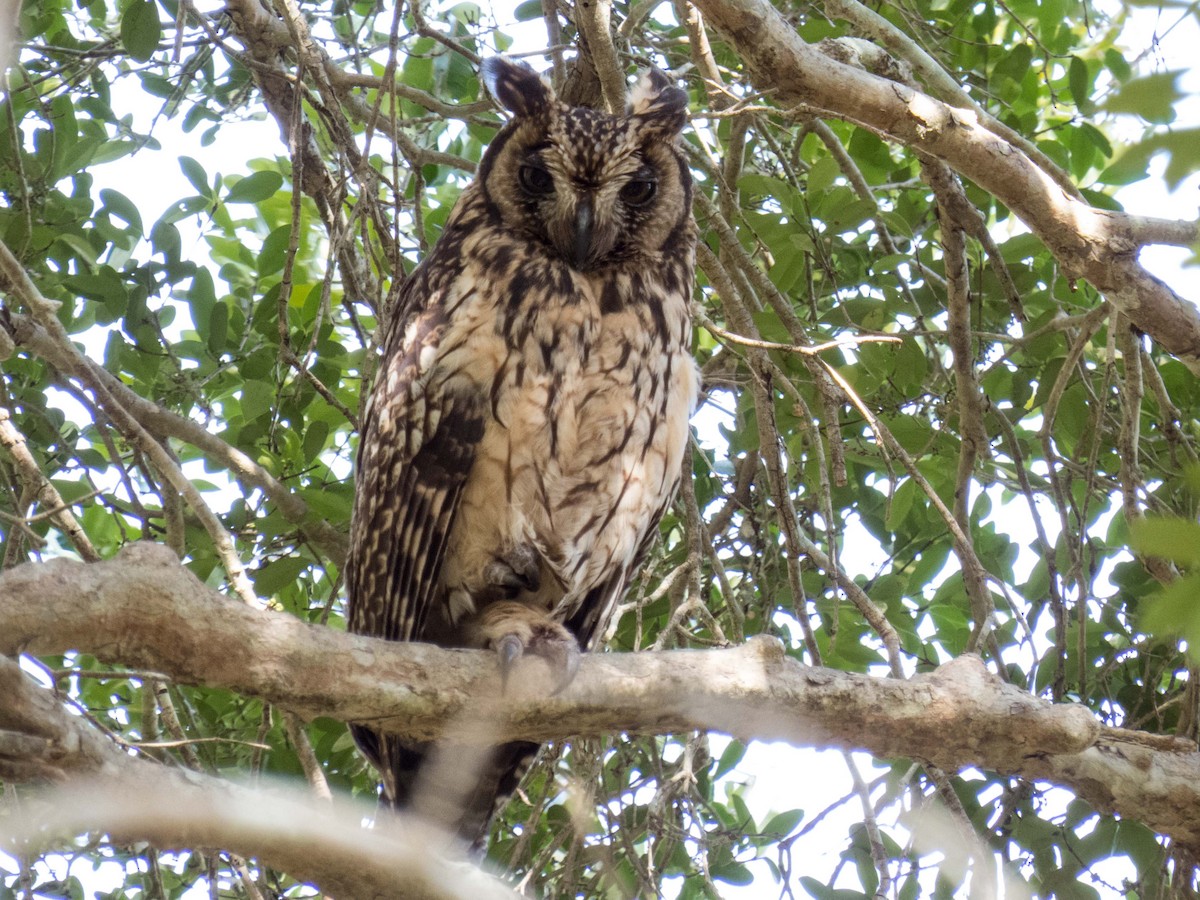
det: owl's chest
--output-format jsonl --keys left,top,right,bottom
{"left": 439, "top": 265, "right": 688, "bottom": 435}
{"left": 435, "top": 262, "right": 696, "bottom": 593}
{"left": 490, "top": 270, "right": 687, "bottom": 458}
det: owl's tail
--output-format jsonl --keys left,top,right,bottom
{"left": 352, "top": 725, "right": 540, "bottom": 854}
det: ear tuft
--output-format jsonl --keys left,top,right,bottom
{"left": 626, "top": 68, "right": 688, "bottom": 136}
{"left": 481, "top": 57, "right": 554, "bottom": 118}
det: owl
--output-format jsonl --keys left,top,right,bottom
{"left": 346, "top": 56, "right": 697, "bottom": 849}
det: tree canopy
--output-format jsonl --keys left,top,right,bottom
{"left": 2, "top": 0, "right": 1200, "bottom": 896}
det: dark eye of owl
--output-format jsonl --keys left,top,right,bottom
{"left": 518, "top": 164, "right": 555, "bottom": 196}
{"left": 619, "top": 178, "right": 657, "bottom": 206}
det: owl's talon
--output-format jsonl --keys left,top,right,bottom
{"left": 491, "top": 627, "right": 580, "bottom": 692}
{"left": 522, "top": 623, "right": 581, "bottom": 693}
{"left": 497, "top": 633, "right": 524, "bottom": 687}
{"left": 551, "top": 643, "right": 580, "bottom": 695}
{"left": 477, "top": 603, "right": 581, "bottom": 693}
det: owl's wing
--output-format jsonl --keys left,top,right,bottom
{"left": 347, "top": 286, "right": 485, "bottom": 644}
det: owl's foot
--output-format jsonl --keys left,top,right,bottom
{"left": 483, "top": 543, "right": 541, "bottom": 598}
{"left": 473, "top": 601, "right": 580, "bottom": 694}
{"left": 495, "top": 622, "right": 580, "bottom": 693}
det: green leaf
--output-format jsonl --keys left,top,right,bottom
{"left": 807, "top": 156, "right": 841, "bottom": 195}
{"left": 1103, "top": 47, "right": 1132, "bottom": 83}
{"left": 48, "top": 94, "right": 79, "bottom": 178}
{"left": 226, "top": 170, "right": 284, "bottom": 204}
{"left": 90, "top": 139, "right": 142, "bottom": 165}
{"left": 799, "top": 877, "right": 868, "bottom": 900}
{"left": 240, "top": 379, "right": 276, "bottom": 423}
{"left": 53, "top": 233, "right": 100, "bottom": 267}
{"left": 258, "top": 225, "right": 293, "bottom": 277}
{"left": 1140, "top": 573, "right": 1200, "bottom": 659}
{"left": 1068, "top": 56, "right": 1092, "bottom": 113}
{"left": 762, "top": 808, "right": 804, "bottom": 838}
{"left": 298, "top": 487, "right": 353, "bottom": 521}
{"left": 1039, "top": 869, "right": 1100, "bottom": 900}
{"left": 714, "top": 739, "right": 745, "bottom": 778}
{"left": 738, "top": 173, "right": 801, "bottom": 214}
{"left": 993, "top": 42, "right": 1032, "bottom": 84}
{"left": 712, "top": 861, "right": 754, "bottom": 886}
{"left": 1077, "top": 122, "right": 1112, "bottom": 159}
{"left": 207, "top": 301, "right": 228, "bottom": 357}
{"left": 120, "top": 0, "right": 161, "bottom": 62}
{"left": 303, "top": 420, "right": 329, "bottom": 462}
{"left": 513, "top": 0, "right": 541, "bottom": 20}
{"left": 1103, "top": 70, "right": 1183, "bottom": 123}
{"left": 180, "top": 156, "right": 212, "bottom": 197}
{"left": 186, "top": 268, "right": 216, "bottom": 335}
{"left": 251, "top": 557, "right": 309, "bottom": 597}
{"left": 886, "top": 477, "right": 917, "bottom": 530}
{"left": 65, "top": 265, "right": 128, "bottom": 316}
{"left": 99, "top": 188, "right": 144, "bottom": 235}
{"left": 1129, "top": 517, "right": 1200, "bottom": 567}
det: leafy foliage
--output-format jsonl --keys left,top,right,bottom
{"left": 2, "top": 0, "right": 1200, "bottom": 896}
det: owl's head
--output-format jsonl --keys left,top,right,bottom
{"left": 478, "top": 57, "right": 692, "bottom": 273}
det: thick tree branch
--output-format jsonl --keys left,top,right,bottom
{"left": 574, "top": 0, "right": 626, "bottom": 114}
{"left": 688, "top": 0, "right": 1200, "bottom": 368}
{"left": 0, "top": 655, "right": 513, "bottom": 899}
{"left": 3, "top": 545, "right": 1200, "bottom": 848}
{"left": 819, "top": 2, "right": 1081, "bottom": 201}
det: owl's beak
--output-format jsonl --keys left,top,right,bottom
{"left": 571, "top": 198, "right": 593, "bottom": 270}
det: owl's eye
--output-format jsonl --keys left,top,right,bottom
{"left": 619, "top": 178, "right": 657, "bottom": 206}
{"left": 518, "top": 164, "right": 555, "bottom": 196}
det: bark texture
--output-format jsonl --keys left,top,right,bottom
{"left": 2, "top": 544, "right": 1199, "bottom": 849}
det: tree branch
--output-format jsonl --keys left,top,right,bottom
{"left": 0, "top": 652, "right": 514, "bottom": 899}
{"left": 819, "top": 1, "right": 1081, "bottom": 201}
{"left": 3, "top": 545, "right": 1200, "bottom": 849}
{"left": 574, "top": 0, "right": 626, "bottom": 114}
{"left": 0, "top": 310, "right": 348, "bottom": 565}
{"left": 0, "top": 405, "right": 98, "bottom": 563}
{"left": 687, "top": 0, "right": 1200, "bottom": 368}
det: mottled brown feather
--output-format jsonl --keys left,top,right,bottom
{"left": 346, "top": 57, "right": 698, "bottom": 849}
